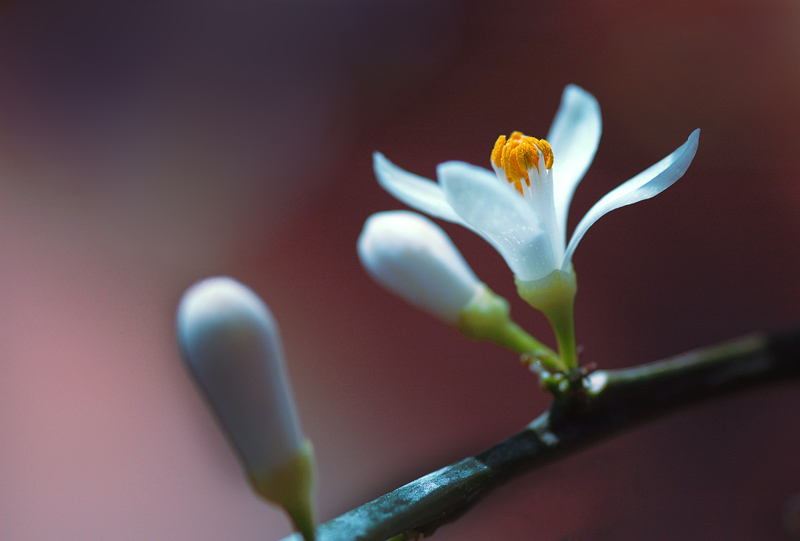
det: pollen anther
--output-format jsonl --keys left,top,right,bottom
{"left": 491, "top": 132, "right": 553, "bottom": 195}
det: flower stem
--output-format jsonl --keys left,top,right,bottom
{"left": 546, "top": 294, "right": 578, "bottom": 370}
{"left": 499, "top": 319, "right": 565, "bottom": 371}
{"left": 516, "top": 269, "right": 578, "bottom": 370}
{"left": 457, "top": 286, "right": 563, "bottom": 371}
{"left": 249, "top": 440, "right": 317, "bottom": 541}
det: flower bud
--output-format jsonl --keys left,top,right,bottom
{"left": 357, "top": 210, "right": 482, "bottom": 324}
{"left": 358, "top": 211, "right": 561, "bottom": 369}
{"left": 176, "top": 277, "right": 315, "bottom": 540}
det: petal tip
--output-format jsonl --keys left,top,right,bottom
{"left": 564, "top": 83, "right": 589, "bottom": 97}
{"left": 435, "top": 160, "right": 461, "bottom": 177}
{"left": 436, "top": 161, "right": 497, "bottom": 192}
{"left": 683, "top": 129, "right": 701, "bottom": 161}
{"left": 563, "top": 84, "right": 600, "bottom": 108}
{"left": 373, "top": 152, "right": 402, "bottom": 187}
{"left": 372, "top": 151, "right": 388, "bottom": 169}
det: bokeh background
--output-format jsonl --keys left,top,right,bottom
{"left": 2, "top": 0, "right": 800, "bottom": 539}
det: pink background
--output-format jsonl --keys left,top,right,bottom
{"left": 1, "top": 1, "right": 799, "bottom": 539}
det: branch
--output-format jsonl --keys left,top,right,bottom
{"left": 280, "top": 329, "right": 800, "bottom": 541}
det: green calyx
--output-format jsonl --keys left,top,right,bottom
{"left": 516, "top": 268, "right": 578, "bottom": 370}
{"left": 248, "top": 440, "right": 317, "bottom": 541}
{"left": 456, "top": 285, "right": 562, "bottom": 372}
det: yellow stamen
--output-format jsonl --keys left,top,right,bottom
{"left": 491, "top": 132, "right": 554, "bottom": 195}
{"left": 491, "top": 136, "right": 506, "bottom": 168}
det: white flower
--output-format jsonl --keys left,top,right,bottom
{"left": 373, "top": 85, "right": 700, "bottom": 285}
{"left": 358, "top": 210, "right": 484, "bottom": 324}
{"left": 176, "top": 277, "right": 315, "bottom": 539}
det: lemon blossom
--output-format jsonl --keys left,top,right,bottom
{"left": 374, "top": 85, "right": 699, "bottom": 284}
{"left": 176, "top": 277, "right": 316, "bottom": 541}
{"left": 373, "top": 85, "right": 699, "bottom": 368}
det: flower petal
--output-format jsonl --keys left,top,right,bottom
{"left": 563, "top": 129, "right": 700, "bottom": 266}
{"left": 373, "top": 152, "right": 463, "bottom": 223}
{"left": 438, "top": 161, "right": 557, "bottom": 281}
{"left": 547, "top": 85, "right": 602, "bottom": 233}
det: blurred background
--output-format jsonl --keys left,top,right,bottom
{"left": 1, "top": 0, "right": 799, "bottom": 539}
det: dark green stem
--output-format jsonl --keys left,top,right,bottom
{"left": 280, "top": 329, "right": 800, "bottom": 541}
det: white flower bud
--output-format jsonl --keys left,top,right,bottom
{"left": 357, "top": 211, "right": 482, "bottom": 324}
{"left": 358, "top": 211, "right": 562, "bottom": 370}
{"left": 176, "top": 277, "right": 316, "bottom": 540}
{"left": 177, "top": 276, "right": 302, "bottom": 474}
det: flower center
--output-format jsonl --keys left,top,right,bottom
{"left": 491, "top": 132, "right": 554, "bottom": 195}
